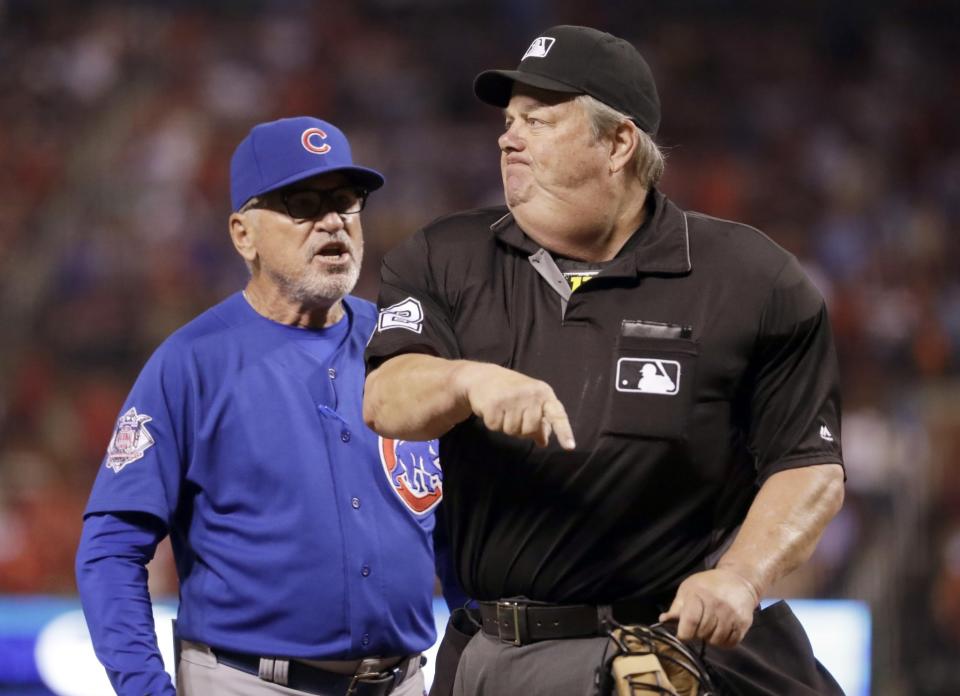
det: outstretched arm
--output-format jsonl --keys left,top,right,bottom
{"left": 364, "top": 353, "right": 575, "bottom": 450}
{"left": 660, "top": 463, "right": 844, "bottom": 647}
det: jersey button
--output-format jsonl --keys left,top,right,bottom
{"left": 328, "top": 368, "right": 336, "bottom": 379}
{"left": 361, "top": 634, "right": 370, "bottom": 647}
{"left": 361, "top": 565, "right": 370, "bottom": 577}
{"left": 351, "top": 497, "right": 361, "bottom": 509}
{"left": 340, "top": 430, "right": 351, "bottom": 443}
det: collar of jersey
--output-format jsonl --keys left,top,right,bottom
{"left": 490, "top": 188, "right": 692, "bottom": 277}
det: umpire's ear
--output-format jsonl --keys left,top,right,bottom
{"left": 608, "top": 119, "right": 641, "bottom": 176}
{"left": 228, "top": 211, "right": 259, "bottom": 265}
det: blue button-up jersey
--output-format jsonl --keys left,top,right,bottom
{"left": 82, "top": 292, "right": 441, "bottom": 658}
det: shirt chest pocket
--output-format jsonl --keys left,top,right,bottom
{"left": 602, "top": 335, "right": 699, "bottom": 441}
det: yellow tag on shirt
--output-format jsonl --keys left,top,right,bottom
{"left": 563, "top": 272, "right": 600, "bottom": 291}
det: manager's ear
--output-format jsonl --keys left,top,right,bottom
{"left": 608, "top": 120, "right": 640, "bottom": 175}
{"left": 228, "top": 211, "right": 258, "bottom": 264}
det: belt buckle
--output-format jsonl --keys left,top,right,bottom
{"left": 495, "top": 600, "right": 522, "bottom": 646}
{"left": 346, "top": 671, "right": 388, "bottom": 696}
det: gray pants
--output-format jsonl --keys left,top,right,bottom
{"left": 450, "top": 601, "right": 846, "bottom": 696}
{"left": 452, "top": 631, "right": 611, "bottom": 696}
{"left": 178, "top": 641, "right": 425, "bottom": 696}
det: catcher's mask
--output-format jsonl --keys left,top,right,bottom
{"left": 595, "top": 621, "right": 719, "bottom": 696}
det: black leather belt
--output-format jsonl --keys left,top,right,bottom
{"left": 479, "top": 598, "right": 664, "bottom": 646}
{"left": 212, "top": 648, "right": 419, "bottom": 696}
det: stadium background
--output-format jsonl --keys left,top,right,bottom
{"left": 0, "top": 0, "right": 958, "bottom": 693}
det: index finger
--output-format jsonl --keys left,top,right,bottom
{"left": 675, "top": 596, "right": 705, "bottom": 642}
{"left": 658, "top": 597, "right": 681, "bottom": 625}
{"left": 543, "top": 400, "right": 575, "bottom": 450}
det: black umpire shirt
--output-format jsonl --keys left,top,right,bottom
{"left": 365, "top": 189, "right": 844, "bottom": 606}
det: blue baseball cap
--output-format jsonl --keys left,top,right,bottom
{"left": 230, "top": 116, "right": 385, "bottom": 212}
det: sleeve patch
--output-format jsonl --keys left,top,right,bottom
{"left": 105, "top": 408, "right": 155, "bottom": 473}
{"left": 377, "top": 297, "right": 424, "bottom": 334}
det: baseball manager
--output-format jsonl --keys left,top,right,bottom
{"left": 76, "top": 117, "right": 456, "bottom": 695}
{"left": 364, "top": 26, "right": 845, "bottom": 695}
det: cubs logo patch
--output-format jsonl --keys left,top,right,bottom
{"left": 379, "top": 437, "right": 442, "bottom": 515}
{"left": 105, "top": 407, "right": 155, "bottom": 473}
{"left": 301, "top": 127, "right": 331, "bottom": 155}
{"left": 378, "top": 297, "right": 424, "bottom": 334}
{"left": 616, "top": 358, "right": 681, "bottom": 395}
{"left": 522, "top": 36, "right": 556, "bottom": 60}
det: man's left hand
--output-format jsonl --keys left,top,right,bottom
{"left": 657, "top": 567, "right": 760, "bottom": 648}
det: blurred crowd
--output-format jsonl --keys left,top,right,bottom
{"left": 0, "top": 1, "right": 957, "bottom": 693}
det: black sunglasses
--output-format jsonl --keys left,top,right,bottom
{"left": 245, "top": 185, "right": 369, "bottom": 220}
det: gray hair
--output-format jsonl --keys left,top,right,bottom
{"left": 237, "top": 196, "right": 261, "bottom": 214}
{"left": 575, "top": 94, "right": 665, "bottom": 188}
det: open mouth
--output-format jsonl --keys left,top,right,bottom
{"left": 314, "top": 241, "right": 350, "bottom": 262}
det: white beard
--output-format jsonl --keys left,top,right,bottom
{"left": 266, "top": 233, "right": 363, "bottom": 306}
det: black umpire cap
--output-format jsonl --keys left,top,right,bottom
{"left": 474, "top": 25, "right": 661, "bottom": 135}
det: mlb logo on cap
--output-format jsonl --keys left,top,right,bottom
{"left": 522, "top": 36, "right": 556, "bottom": 60}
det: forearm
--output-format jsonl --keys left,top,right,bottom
{"left": 365, "top": 353, "right": 576, "bottom": 449}
{"left": 76, "top": 512, "right": 175, "bottom": 696}
{"left": 716, "top": 463, "right": 845, "bottom": 598}
{"left": 363, "top": 354, "right": 476, "bottom": 440}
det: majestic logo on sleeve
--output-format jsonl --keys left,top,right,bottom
{"left": 377, "top": 297, "right": 424, "bottom": 334}
{"left": 819, "top": 424, "right": 835, "bottom": 442}
{"left": 379, "top": 437, "right": 443, "bottom": 515}
{"left": 616, "top": 358, "right": 681, "bottom": 396}
{"left": 105, "top": 408, "right": 155, "bottom": 473}
{"left": 522, "top": 36, "right": 556, "bottom": 60}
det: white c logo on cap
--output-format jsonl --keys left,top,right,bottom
{"left": 301, "top": 128, "right": 331, "bottom": 155}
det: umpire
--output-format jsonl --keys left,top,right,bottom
{"left": 364, "top": 25, "right": 845, "bottom": 695}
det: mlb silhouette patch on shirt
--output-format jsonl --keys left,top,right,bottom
{"left": 615, "top": 358, "right": 681, "bottom": 395}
